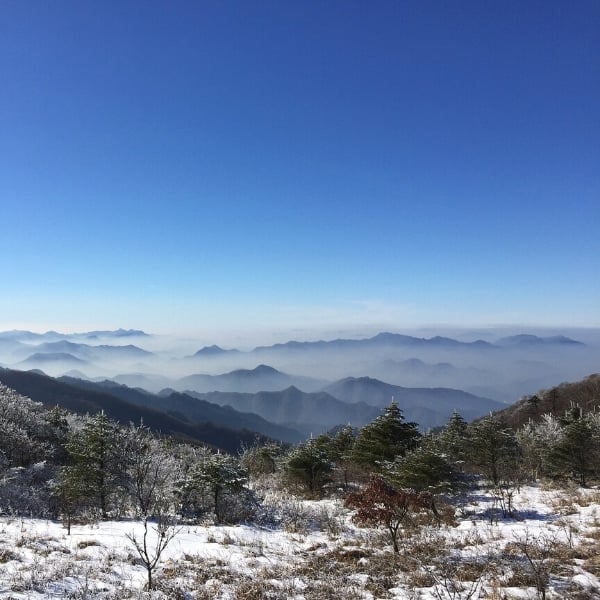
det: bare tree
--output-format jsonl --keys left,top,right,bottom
{"left": 124, "top": 424, "right": 176, "bottom": 518}
{"left": 126, "top": 512, "right": 179, "bottom": 591}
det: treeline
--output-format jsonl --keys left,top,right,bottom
{"left": 1, "top": 382, "right": 599, "bottom": 528}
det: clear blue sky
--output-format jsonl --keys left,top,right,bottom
{"left": 1, "top": 1, "right": 598, "bottom": 338}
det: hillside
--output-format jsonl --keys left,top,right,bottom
{"left": 490, "top": 372, "right": 600, "bottom": 429}
{"left": 59, "top": 376, "right": 304, "bottom": 443}
{"left": 1, "top": 484, "right": 599, "bottom": 599}
{"left": 324, "top": 376, "right": 504, "bottom": 427}
{"left": 0, "top": 368, "right": 275, "bottom": 452}
{"left": 187, "top": 386, "right": 382, "bottom": 435}
{"left": 176, "top": 364, "right": 325, "bottom": 393}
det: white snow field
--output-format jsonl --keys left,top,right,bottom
{"left": 0, "top": 484, "right": 599, "bottom": 599}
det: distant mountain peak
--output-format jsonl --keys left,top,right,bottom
{"left": 253, "top": 364, "right": 280, "bottom": 374}
{"left": 20, "top": 352, "right": 87, "bottom": 364}
{"left": 496, "top": 334, "right": 584, "bottom": 347}
{"left": 193, "top": 345, "right": 238, "bottom": 357}
{"left": 85, "top": 328, "right": 149, "bottom": 338}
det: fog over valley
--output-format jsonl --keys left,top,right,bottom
{"left": 1, "top": 327, "right": 598, "bottom": 412}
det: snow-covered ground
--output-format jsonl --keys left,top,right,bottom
{"left": 1, "top": 484, "right": 599, "bottom": 599}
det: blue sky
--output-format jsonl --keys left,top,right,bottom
{"left": 1, "top": 1, "right": 598, "bottom": 339}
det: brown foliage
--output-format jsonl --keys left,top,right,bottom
{"left": 344, "top": 476, "right": 432, "bottom": 552}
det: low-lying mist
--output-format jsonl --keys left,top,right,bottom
{"left": 0, "top": 327, "right": 598, "bottom": 404}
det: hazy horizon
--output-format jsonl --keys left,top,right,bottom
{"left": 1, "top": 323, "right": 600, "bottom": 351}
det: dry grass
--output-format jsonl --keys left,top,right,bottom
{"left": 583, "top": 554, "right": 600, "bottom": 577}
{"left": 76, "top": 539, "right": 101, "bottom": 549}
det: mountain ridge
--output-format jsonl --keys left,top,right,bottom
{"left": 0, "top": 368, "right": 283, "bottom": 452}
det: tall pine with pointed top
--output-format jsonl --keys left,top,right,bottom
{"left": 351, "top": 401, "right": 420, "bottom": 471}
{"left": 468, "top": 415, "right": 521, "bottom": 487}
{"left": 65, "top": 411, "right": 126, "bottom": 518}
{"left": 548, "top": 411, "right": 600, "bottom": 486}
{"left": 437, "top": 410, "right": 470, "bottom": 471}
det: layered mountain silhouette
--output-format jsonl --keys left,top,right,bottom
{"left": 59, "top": 376, "right": 304, "bottom": 443}
{"left": 0, "top": 328, "right": 149, "bottom": 342}
{"left": 175, "top": 364, "right": 325, "bottom": 394}
{"left": 495, "top": 334, "right": 584, "bottom": 348}
{"left": 324, "top": 377, "right": 504, "bottom": 427}
{"left": 192, "top": 345, "right": 240, "bottom": 357}
{"left": 17, "top": 352, "right": 89, "bottom": 368}
{"left": 0, "top": 368, "right": 289, "bottom": 451}
{"left": 21, "top": 341, "right": 153, "bottom": 361}
{"left": 179, "top": 374, "right": 501, "bottom": 432}
{"left": 250, "top": 332, "right": 497, "bottom": 355}
{"left": 183, "top": 386, "right": 382, "bottom": 436}
{"left": 484, "top": 373, "right": 600, "bottom": 430}
{"left": 0, "top": 329, "right": 593, "bottom": 408}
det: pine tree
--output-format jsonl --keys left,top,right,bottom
{"left": 517, "top": 414, "right": 562, "bottom": 480}
{"left": 437, "top": 410, "right": 469, "bottom": 471}
{"left": 468, "top": 416, "right": 521, "bottom": 487}
{"left": 548, "top": 413, "right": 600, "bottom": 486}
{"left": 351, "top": 401, "right": 420, "bottom": 470}
{"left": 52, "top": 466, "right": 85, "bottom": 534}
{"left": 65, "top": 411, "right": 126, "bottom": 518}
{"left": 284, "top": 439, "right": 333, "bottom": 496}
{"left": 386, "top": 445, "right": 457, "bottom": 494}
{"left": 178, "top": 450, "right": 250, "bottom": 523}
{"left": 329, "top": 425, "right": 357, "bottom": 487}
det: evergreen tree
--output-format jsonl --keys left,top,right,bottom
{"left": 517, "top": 414, "right": 562, "bottom": 480}
{"left": 240, "top": 441, "right": 283, "bottom": 477}
{"left": 437, "top": 410, "right": 469, "bottom": 471}
{"left": 351, "top": 401, "right": 420, "bottom": 471}
{"left": 386, "top": 445, "right": 458, "bottom": 494}
{"left": 178, "top": 450, "right": 250, "bottom": 523}
{"left": 65, "top": 411, "right": 126, "bottom": 518}
{"left": 284, "top": 439, "right": 333, "bottom": 496}
{"left": 329, "top": 424, "right": 357, "bottom": 487}
{"left": 548, "top": 412, "right": 600, "bottom": 486}
{"left": 468, "top": 416, "right": 521, "bottom": 487}
{"left": 52, "top": 465, "right": 85, "bottom": 534}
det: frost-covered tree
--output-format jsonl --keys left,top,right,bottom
{"left": 437, "top": 410, "right": 470, "bottom": 471}
{"left": 351, "top": 401, "right": 420, "bottom": 471}
{"left": 240, "top": 440, "right": 283, "bottom": 478}
{"left": 177, "top": 449, "right": 251, "bottom": 523}
{"left": 0, "top": 385, "right": 61, "bottom": 516}
{"left": 0, "top": 384, "right": 48, "bottom": 467}
{"left": 284, "top": 438, "right": 333, "bottom": 496}
{"left": 517, "top": 414, "right": 562, "bottom": 480}
{"left": 386, "top": 445, "right": 458, "bottom": 495}
{"left": 547, "top": 411, "right": 600, "bottom": 486}
{"left": 468, "top": 416, "right": 522, "bottom": 487}
{"left": 65, "top": 411, "right": 127, "bottom": 518}
{"left": 123, "top": 424, "right": 177, "bottom": 518}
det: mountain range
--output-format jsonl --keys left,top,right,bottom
{"left": 0, "top": 360, "right": 502, "bottom": 447}
{"left": 175, "top": 364, "right": 325, "bottom": 394}
{"left": 0, "top": 328, "right": 596, "bottom": 407}
{"left": 0, "top": 367, "right": 273, "bottom": 452}
{"left": 182, "top": 387, "right": 383, "bottom": 436}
